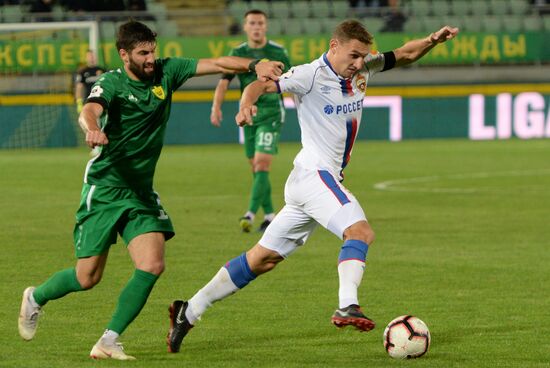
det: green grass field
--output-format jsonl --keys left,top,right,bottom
{"left": 1, "top": 138, "right": 549, "bottom": 367}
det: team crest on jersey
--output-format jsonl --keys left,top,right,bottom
{"left": 152, "top": 85, "right": 165, "bottom": 100}
{"left": 356, "top": 74, "right": 366, "bottom": 93}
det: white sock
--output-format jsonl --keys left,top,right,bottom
{"left": 186, "top": 267, "right": 239, "bottom": 325}
{"left": 338, "top": 260, "right": 366, "bottom": 309}
{"left": 102, "top": 329, "right": 119, "bottom": 342}
{"left": 264, "top": 213, "right": 275, "bottom": 222}
{"left": 29, "top": 291, "right": 40, "bottom": 308}
{"left": 244, "top": 211, "right": 255, "bottom": 221}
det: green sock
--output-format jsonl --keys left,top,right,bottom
{"left": 33, "top": 268, "right": 83, "bottom": 306}
{"left": 248, "top": 171, "right": 269, "bottom": 214}
{"left": 261, "top": 173, "right": 274, "bottom": 214}
{"left": 107, "top": 269, "right": 159, "bottom": 335}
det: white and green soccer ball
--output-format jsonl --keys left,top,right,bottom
{"left": 383, "top": 315, "right": 431, "bottom": 359}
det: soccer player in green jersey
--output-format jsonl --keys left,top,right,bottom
{"left": 210, "top": 9, "right": 291, "bottom": 233}
{"left": 17, "top": 20, "right": 283, "bottom": 361}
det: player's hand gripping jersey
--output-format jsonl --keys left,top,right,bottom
{"left": 276, "top": 52, "right": 388, "bottom": 181}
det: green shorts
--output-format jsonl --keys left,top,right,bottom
{"left": 73, "top": 183, "right": 175, "bottom": 258}
{"left": 243, "top": 122, "right": 282, "bottom": 159}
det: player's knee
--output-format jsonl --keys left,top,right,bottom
{"left": 249, "top": 253, "right": 283, "bottom": 275}
{"left": 77, "top": 273, "right": 101, "bottom": 290}
{"left": 254, "top": 162, "right": 271, "bottom": 172}
{"left": 344, "top": 222, "right": 376, "bottom": 245}
{"left": 140, "top": 261, "right": 165, "bottom": 276}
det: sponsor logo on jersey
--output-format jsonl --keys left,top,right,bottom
{"left": 88, "top": 85, "right": 103, "bottom": 98}
{"left": 356, "top": 74, "right": 366, "bottom": 93}
{"left": 325, "top": 99, "right": 363, "bottom": 115}
{"left": 152, "top": 85, "right": 165, "bottom": 100}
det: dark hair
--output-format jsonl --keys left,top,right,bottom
{"left": 116, "top": 20, "right": 157, "bottom": 52}
{"left": 244, "top": 9, "right": 268, "bottom": 19}
{"left": 332, "top": 19, "right": 373, "bottom": 45}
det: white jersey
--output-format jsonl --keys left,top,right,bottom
{"left": 276, "top": 52, "right": 386, "bottom": 181}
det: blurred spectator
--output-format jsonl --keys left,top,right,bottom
{"left": 380, "top": 0, "right": 406, "bottom": 32}
{"left": 29, "top": 0, "right": 53, "bottom": 21}
{"left": 127, "top": 0, "right": 146, "bottom": 11}
{"left": 349, "top": 0, "right": 389, "bottom": 8}
{"left": 30, "top": 0, "right": 53, "bottom": 13}
{"left": 101, "top": 0, "right": 124, "bottom": 11}
{"left": 531, "top": 0, "right": 550, "bottom": 15}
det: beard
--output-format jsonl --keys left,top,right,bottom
{"left": 128, "top": 58, "right": 155, "bottom": 81}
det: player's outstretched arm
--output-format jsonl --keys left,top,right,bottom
{"left": 235, "top": 80, "right": 278, "bottom": 127}
{"left": 196, "top": 57, "right": 283, "bottom": 81}
{"left": 78, "top": 102, "right": 109, "bottom": 148}
{"left": 393, "top": 25, "right": 459, "bottom": 68}
{"left": 210, "top": 78, "right": 231, "bottom": 127}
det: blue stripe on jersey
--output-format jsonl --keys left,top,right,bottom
{"left": 342, "top": 118, "right": 358, "bottom": 170}
{"left": 338, "top": 239, "right": 369, "bottom": 263}
{"left": 318, "top": 170, "right": 351, "bottom": 205}
{"left": 224, "top": 253, "right": 256, "bottom": 289}
{"left": 322, "top": 53, "right": 338, "bottom": 77}
{"left": 339, "top": 79, "right": 354, "bottom": 97}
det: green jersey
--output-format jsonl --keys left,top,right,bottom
{"left": 228, "top": 40, "right": 291, "bottom": 125}
{"left": 85, "top": 57, "right": 197, "bottom": 189}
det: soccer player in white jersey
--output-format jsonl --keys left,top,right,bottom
{"left": 167, "top": 20, "right": 458, "bottom": 352}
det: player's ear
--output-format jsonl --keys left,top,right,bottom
{"left": 329, "top": 39, "right": 339, "bottom": 55}
{"left": 119, "top": 49, "right": 129, "bottom": 63}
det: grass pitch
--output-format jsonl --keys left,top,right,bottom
{"left": 1, "top": 138, "right": 549, "bottom": 367}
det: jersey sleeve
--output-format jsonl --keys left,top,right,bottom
{"left": 85, "top": 72, "right": 117, "bottom": 109}
{"left": 164, "top": 57, "right": 198, "bottom": 90}
{"left": 280, "top": 49, "right": 292, "bottom": 73}
{"left": 276, "top": 64, "right": 315, "bottom": 97}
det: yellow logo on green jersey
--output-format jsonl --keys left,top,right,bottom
{"left": 152, "top": 86, "right": 165, "bottom": 100}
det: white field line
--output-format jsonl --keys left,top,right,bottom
{"left": 373, "top": 169, "right": 550, "bottom": 194}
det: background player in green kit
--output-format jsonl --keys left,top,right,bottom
{"left": 210, "top": 9, "right": 291, "bottom": 233}
{"left": 17, "top": 20, "right": 283, "bottom": 361}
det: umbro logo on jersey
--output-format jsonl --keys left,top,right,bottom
{"left": 128, "top": 94, "right": 138, "bottom": 102}
{"left": 324, "top": 105, "right": 334, "bottom": 114}
{"left": 320, "top": 85, "right": 332, "bottom": 94}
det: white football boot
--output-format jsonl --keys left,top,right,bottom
{"left": 18, "top": 287, "right": 42, "bottom": 341}
{"left": 90, "top": 336, "right": 136, "bottom": 360}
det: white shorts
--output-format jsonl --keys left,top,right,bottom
{"left": 259, "top": 166, "right": 367, "bottom": 257}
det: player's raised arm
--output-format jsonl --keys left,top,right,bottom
{"left": 78, "top": 102, "right": 108, "bottom": 148}
{"left": 392, "top": 25, "right": 458, "bottom": 68}
{"left": 235, "top": 80, "right": 278, "bottom": 127}
{"left": 196, "top": 57, "right": 283, "bottom": 81}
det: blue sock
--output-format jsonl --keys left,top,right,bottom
{"left": 338, "top": 239, "right": 369, "bottom": 263}
{"left": 224, "top": 253, "right": 257, "bottom": 288}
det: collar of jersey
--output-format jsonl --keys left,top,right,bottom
{"left": 322, "top": 53, "right": 350, "bottom": 81}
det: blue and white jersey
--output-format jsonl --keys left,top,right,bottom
{"left": 276, "top": 52, "right": 385, "bottom": 181}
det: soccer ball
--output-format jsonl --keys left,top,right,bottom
{"left": 383, "top": 315, "right": 431, "bottom": 359}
